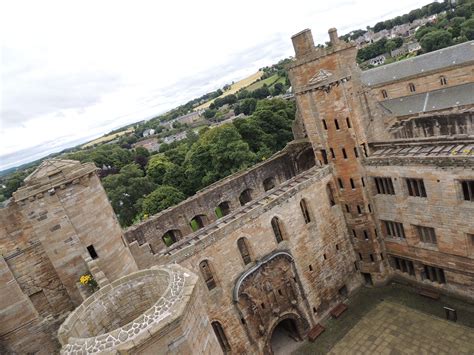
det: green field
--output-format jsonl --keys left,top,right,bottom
{"left": 244, "top": 74, "right": 285, "bottom": 92}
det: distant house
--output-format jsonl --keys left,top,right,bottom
{"left": 369, "top": 55, "right": 386, "bottom": 66}
{"left": 133, "top": 137, "right": 160, "bottom": 152}
{"left": 176, "top": 111, "right": 203, "bottom": 125}
{"left": 407, "top": 42, "right": 421, "bottom": 53}
{"left": 390, "top": 46, "right": 408, "bottom": 58}
{"left": 142, "top": 128, "right": 155, "bottom": 137}
{"left": 163, "top": 131, "right": 187, "bottom": 144}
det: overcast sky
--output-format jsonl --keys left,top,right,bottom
{"left": 0, "top": 0, "right": 431, "bottom": 171}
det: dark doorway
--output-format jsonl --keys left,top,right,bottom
{"left": 239, "top": 189, "right": 253, "bottom": 206}
{"left": 270, "top": 318, "right": 301, "bottom": 354}
{"left": 362, "top": 272, "right": 373, "bottom": 286}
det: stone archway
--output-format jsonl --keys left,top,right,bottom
{"left": 267, "top": 313, "right": 305, "bottom": 355}
{"left": 233, "top": 251, "right": 311, "bottom": 353}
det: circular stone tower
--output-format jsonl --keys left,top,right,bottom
{"left": 58, "top": 265, "right": 221, "bottom": 354}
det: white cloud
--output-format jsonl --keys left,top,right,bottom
{"left": 0, "top": 0, "right": 431, "bottom": 170}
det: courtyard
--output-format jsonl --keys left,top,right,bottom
{"left": 293, "top": 282, "right": 474, "bottom": 355}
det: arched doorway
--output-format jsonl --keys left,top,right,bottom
{"left": 269, "top": 317, "right": 302, "bottom": 354}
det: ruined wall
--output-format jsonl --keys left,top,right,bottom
{"left": 365, "top": 161, "right": 474, "bottom": 299}
{"left": 124, "top": 145, "right": 314, "bottom": 255}
{"left": 390, "top": 111, "right": 474, "bottom": 139}
{"left": 134, "top": 167, "right": 360, "bottom": 353}
{"left": 371, "top": 65, "right": 474, "bottom": 101}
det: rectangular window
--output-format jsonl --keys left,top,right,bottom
{"left": 338, "top": 178, "right": 344, "bottom": 189}
{"left": 87, "top": 245, "right": 98, "bottom": 259}
{"left": 374, "top": 177, "right": 395, "bottom": 195}
{"left": 330, "top": 148, "right": 335, "bottom": 159}
{"left": 346, "top": 117, "right": 351, "bottom": 128}
{"left": 382, "top": 220, "right": 406, "bottom": 239}
{"left": 342, "top": 148, "right": 347, "bottom": 159}
{"left": 322, "top": 119, "right": 328, "bottom": 130}
{"left": 354, "top": 147, "right": 359, "bottom": 158}
{"left": 335, "top": 119, "right": 340, "bottom": 130}
{"left": 422, "top": 264, "right": 446, "bottom": 284}
{"left": 416, "top": 225, "right": 437, "bottom": 244}
{"left": 406, "top": 178, "right": 427, "bottom": 197}
{"left": 391, "top": 256, "right": 415, "bottom": 276}
{"left": 321, "top": 149, "right": 328, "bottom": 165}
{"left": 461, "top": 180, "right": 474, "bottom": 201}
{"left": 350, "top": 178, "right": 355, "bottom": 189}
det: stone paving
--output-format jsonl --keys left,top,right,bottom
{"left": 328, "top": 301, "right": 474, "bottom": 355}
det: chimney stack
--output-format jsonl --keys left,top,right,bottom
{"left": 291, "top": 29, "right": 315, "bottom": 58}
{"left": 328, "top": 28, "right": 339, "bottom": 45}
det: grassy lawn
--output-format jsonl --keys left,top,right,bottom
{"left": 294, "top": 282, "right": 474, "bottom": 354}
{"left": 194, "top": 71, "right": 264, "bottom": 111}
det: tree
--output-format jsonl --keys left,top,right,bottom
{"left": 273, "top": 82, "right": 285, "bottom": 95}
{"left": 415, "top": 26, "right": 436, "bottom": 41}
{"left": 234, "top": 98, "right": 257, "bottom": 116}
{"left": 203, "top": 108, "right": 217, "bottom": 119}
{"left": 184, "top": 124, "right": 256, "bottom": 192}
{"left": 461, "top": 18, "right": 474, "bottom": 40}
{"left": 142, "top": 185, "right": 185, "bottom": 216}
{"left": 420, "top": 29, "right": 453, "bottom": 52}
{"left": 146, "top": 154, "right": 176, "bottom": 185}
{"left": 102, "top": 163, "right": 156, "bottom": 226}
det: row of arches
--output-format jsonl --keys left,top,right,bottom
{"left": 159, "top": 179, "right": 282, "bottom": 249}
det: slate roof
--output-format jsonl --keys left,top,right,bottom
{"left": 380, "top": 82, "right": 474, "bottom": 117}
{"left": 361, "top": 41, "right": 474, "bottom": 87}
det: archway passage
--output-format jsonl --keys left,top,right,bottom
{"left": 270, "top": 318, "right": 301, "bottom": 355}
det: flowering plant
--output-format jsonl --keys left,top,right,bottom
{"left": 79, "top": 273, "right": 98, "bottom": 289}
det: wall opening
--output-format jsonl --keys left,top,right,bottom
{"left": 239, "top": 189, "right": 253, "bottom": 206}
{"left": 87, "top": 245, "right": 98, "bottom": 260}
{"left": 263, "top": 177, "right": 276, "bottom": 192}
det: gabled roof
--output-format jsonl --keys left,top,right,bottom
{"left": 379, "top": 83, "right": 474, "bottom": 117}
{"left": 24, "top": 159, "right": 80, "bottom": 185}
{"left": 362, "top": 41, "right": 474, "bottom": 87}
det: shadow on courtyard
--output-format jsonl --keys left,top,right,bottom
{"left": 294, "top": 281, "right": 474, "bottom": 354}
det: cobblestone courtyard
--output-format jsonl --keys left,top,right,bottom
{"left": 294, "top": 283, "right": 474, "bottom": 354}
{"left": 328, "top": 301, "right": 474, "bottom": 355}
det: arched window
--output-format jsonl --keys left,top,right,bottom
{"left": 300, "top": 199, "right": 311, "bottom": 224}
{"left": 408, "top": 83, "right": 416, "bottom": 92}
{"left": 237, "top": 237, "right": 252, "bottom": 265}
{"left": 327, "top": 183, "right": 336, "bottom": 206}
{"left": 215, "top": 201, "right": 231, "bottom": 218}
{"left": 271, "top": 217, "right": 284, "bottom": 243}
{"left": 199, "top": 260, "right": 216, "bottom": 290}
{"left": 239, "top": 188, "right": 252, "bottom": 206}
{"left": 162, "top": 229, "right": 182, "bottom": 247}
{"left": 263, "top": 177, "right": 276, "bottom": 192}
{"left": 440, "top": 76, "right": 447, "bottom": 86}
{"left": 381, "top": 89, "right": 388, "bottom": 99}
{"left": 211, "top": 321, "right": 231, "bottom": 353}
{"left": 190, "top": 214, "right": 206, "bottom": 231}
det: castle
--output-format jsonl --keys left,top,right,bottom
{"left": 0, "top": 28, "right": 473, "bottom": 354}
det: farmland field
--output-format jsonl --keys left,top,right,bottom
{"left": 82, "top": 127, "right": 134, "bottom": 148}
{"left": 194, "top": 71, "right": 263, "bottom": 110}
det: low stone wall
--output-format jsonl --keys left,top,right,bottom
{"left": 58, "top": 265, "right": 221, "bottom": 354}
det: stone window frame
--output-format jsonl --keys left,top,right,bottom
{"left": 439, "top": 75, "right": 448, "bottom": 86}
{"left": 381, "top": 89, "right": 388, "bottom": 99}
{"left": 408, "top": 82, "right": 416, "bottom": 93}
{"left": 390, "top": 255, "right": 415, "bottom": 276}
{"left": 237, "top": 237, "right": 252, "bottom": 265}
{"left": 421, "top": 264, "right": 446, "bottom": 284}
{"left": 271, "top": 216, "right": 285, "bottom": 243}
{"left": 373, "top": 176, "right": 395, "bottom": 195}
{"left": 459, "top": 179, "right": 474, "bottom": 202}
{"left": 199, "top": 259, "right": 218, "bottom": 291}
{"left": 299, "top": 198, "right": 312, "bottom": 224}
{"left": 381, "top": 220, "right": 406, "bottom": 239}
{"left": 414, "top": 225, "right": 437, "bottom": 245}
{"left": 405, "top": 178, "right": 427, "bottom": 198}
{"left": 211, "top": 320, "right": 231, "bottom": 353}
